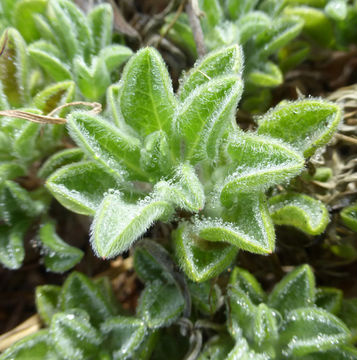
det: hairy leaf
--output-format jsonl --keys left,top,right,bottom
{"left": 178, "top": 45, "right": 243, "bottom": 100}
{"left": 28, "top": 41, "right": 72, "bottom": 81}
{"left": 175, "top": 76, "right": 243, "bottom": 163}
{"left": 38, "top": 148, "right": 84, "bottom": 179}
{"left": 315, "top": 287, "right": 343, "bottom": 315}
{"left": 35, "top": 285, "right": 61, "bottom": 326}
{"left": 229, "top": 266, "right": 266, "bottom": 304}
{"left": 0, "top": 330, "right": 54, "bottom": 360}
{"left": 173, "top": 223, "right": 238, "bottom": 282}
{"left": 118, "top": 47, "right": 177, "bottom": 137}
{"left": 39, "top": 222, "right": 83, "bottom": 273}
{"left": 198, "top": 193, "right": 275, "bottom": 254}
{"left": 60, "top": 272, "right": 116, "bottom": 326}
{"left": 91, "top": 192, "right": 173, "bottom": 259}
{"left": 155, "top": 163, "right": 205, "bottom": 212}
{"left": 257, "top": 99, "right": 342, "bottom": 157}
{"left": 67, "top": 111, "right": 145, "bottom": 181}
{"left": 50, "top": 309, "right": 102, "bottom": 360}
{"left": 280, "top": 308, "right": 350, "bottom": 357}
{"left": 46, "top": 161, "right": 119, "bottom": 216}
{"left": 268, "top": 264, "right": 315, "bottom": 316}
{"left": 341, "top": 203, "right": 357, "bottom": 232}
{"left": 137, "top": 281, "right": 184, "bottom": 329}
{"left": 101, "top": 316, "right": 147, "bottom": 360}
{"left": 248, "top": 61, "right": 283, "bottom": 87}
{"left": 269, "top": 192, "right": 329, "bottom": 235}
{"left": 0, "top": 28, "right": 29, "bottom": 107}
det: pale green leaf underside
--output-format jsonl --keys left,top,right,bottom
{"left": 91, "top": 193, "right": 173, "bottom": 258}
{"left": 257, "top": 99, "right": 342, "bottom": 157}
{"left": 198, "top": 193, "right": 275, "bottom": 254}
{"left": 269, "top": 192, "right": 329, "bottom": 235}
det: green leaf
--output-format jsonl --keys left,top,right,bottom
{"left": 229, "top": 266, "right": 266, "bottom": 305}
{"left": 38, "top": 148, "right": 84, "bottom": 179}
{"left": 88, "top": 4, "right": 113, "bottom": 53}
{"left": 197, "top": 335, "right": 234, "bottom": 360}
{"left": 13, "top": 120, "right": 41, "bottom": 161}
{"left": 161, "top": 13, "right": 197, "bottom": 59}
{"left": 118, "top": 47, "right": 177, "bottom": 137}
{"left": 325, "top": 0, "right": 347, "bottom": 20}
{"left": 50, "top": 309, "right": 102, "bottom": 360}
{"left": 284, "top": 6, "right": 334, "bottom": 46}
{"left": 67, "top": 111, "right": 145, "bottom": 181}
{"left": 33, "top": 80, "right": 75, "bottom": 116}
{"left": 227, "top": 285, "right": 256, "bottom": 340}
{"left": 269, "top": 192, "right": 329, "bottom": 235}
{"left": 175, "top": 76, "right": 243, "bottom": 163}
{"left": 47, "top": 0, "right": 91, "bottom": 60}
{"left": 0, "top": 330, "right": 55, "bottom": 360}
{"left": 257, "top": 99, "right": 342, "bottom": 157}
{"left": 280, "top": 308, "right": 350, "bottom": 357}
{"left": 341, "top": 203, "right": 357, "bottom": 232}
{"left": 226, "top": 0, "right": 259, "bottom": 19}
{"left": 0, "top": 28, "right": 29, "bottom": 107}
{"left": 248, "top": 61, "right": 283, "bottom": 88}
{"left": 74, "top": 56, "right": 110, "bottom": 101}
{"left": 35, "top": 285, "right": 61, "bottom": 326}
{"left": 28, "top": 41, "right": 72, "bottom": 81}
{"left": 39, "top": 222, "right": 83, "bottom": 273}
{"left": 188, "top": 281, "right": 222, "bottom": 315}
{"left": 198, "top": 193, "right": 275, "bottom": 254}
{"left": 315, "top": 287, "right": 343, "bottom": 315}
{"left": 101, "top": 316, "right": 147, "bottom": 360}
{"left": 13, "top": 0, "right": 47, "bottom": 43}
{"left": 140, "top": 131, "right": 172, "bottom": 181}
{"left": 134, "top": 240, "right": 176, "bottom": 284}
{"left": 238, "top": 12, "right": 271, "bottom": 44}
{"left": 100, "top": 45, "right": 133, "bottom": 73}
{"left": 178, "top": 45, "right": 243, "bottom": 101}
{"left": 268, "top": 264, "right": 315, "bottom": 316}
{"left": 221, "top": 133, "right": 304, "bottom": 205}
{"left": 1, "top": 181, "right": 44, "bottom": 223}
{"left": 91, "top": 192, "right": 173, "bottom": 259}
{"left": 199, "top": 0, "right": 223, "bottom": 27}
{"left": 137, "top": 281, "right": 184, "bottom": 329}
{"left": 0, "top": 222, "right": 28, "bottom": 269}
{"left": 155, "top": 163, "right": 205, "bottom": 212}
{"left": 60, "top": 272, "right": 116, "bottom": 326}
{"left": 226, "top": 338, "right": 267, "bottom": 360}
{"left": 173, "top": 223, "right": 238, "bottom": 282}
{"left": 301, "top": 345, "right": 357, "bottom": 360}
{"left": 0, "top": 162, "right": 25, "bottom": 183}
{"left": 253, "top": 303, "right": 279, "bottom": 348}
{"left": 255, "top": 17, "right": 303, "bottom": 57}
{"left": 340, "top": 298, "right": 357, "bottom": 342}
{"left": 46, "top": 161, "right": 119, "bottom": 216}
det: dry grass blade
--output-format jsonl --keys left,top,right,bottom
{"left": 0, "top": 101, "right": 102, "bottom": 124}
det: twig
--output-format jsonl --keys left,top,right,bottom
{"left": 185, "top": 0, "right": 205, "bottom": 57}
{"left": 335, "top": 133, "right": 357, "bottom": 145}
{"left": 0, "top": 315, "right": 41, "bottom": 351}
{"left": 158, "top": 0, "right": 187, "bottom": 47}
{"left": 0, "top": 101, "right": 102, "bottom": 125}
